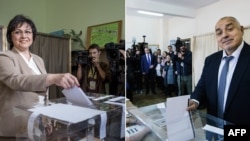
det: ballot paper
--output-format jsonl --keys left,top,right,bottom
{"left": 92, "top": 95, "right": 113, "bottom": 101}
{"left": 62, "top": 86, "right": 95, "bottom": 108}
{"left": 203, "top": 124, "right": 224, "bottom": 136}
{"left": 28, "top": 103, "right": 104, "bottom": 123}
{"left": 125, "top": 125, "right": 146, "bottom": 137}
{"left": 108, "top": 96, "right": 125, "bottom": 102}
{"left": 166, "top": 95, "right": 195, "bottom": 141}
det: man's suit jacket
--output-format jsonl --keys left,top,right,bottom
{"left": 0, "top": 49, "right": 48, "bottom": 136}
{"left": 141, "top": 54, "right": 156, "bottom": 74}
{"left": 191, "top": 42, "right": 250, "bottom": 125}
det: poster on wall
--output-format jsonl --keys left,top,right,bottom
{"left": 86, "top": 20, "right": 122, "bottom": 49}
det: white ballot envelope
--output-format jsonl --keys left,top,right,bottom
{"left": 62, "top": 86, "right": 95, "bottom": 109}
{"left": 166, "top": 95, "right": 194, "bottom": 141}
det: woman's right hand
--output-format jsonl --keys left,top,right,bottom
{"left": 46, "top": 73, "right": 80, "bottom": 89}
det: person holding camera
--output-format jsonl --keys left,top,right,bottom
{"left": 175, "top": 42, "right": 192, "bottom": 96}
{"left": 76, "top": 44, "right": 109, "bottom": 94}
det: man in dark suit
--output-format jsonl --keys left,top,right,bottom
{"left": 141, "top": 47, "right": 157, "bottom": 94}
{"left": 187, "top": 16, "right": 250, "bottom": 125}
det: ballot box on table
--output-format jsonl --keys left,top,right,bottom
{"left": 14, "top": 102, "right": 107, "bottom": 141}
{"left": 52, "top": 95, "right": 124, "bottom": 141}
{"left": 127, "top": 102, "right": 233, "bottom": 141}
{"left": 86, "top": 92, "right": 125, "bottom": 140}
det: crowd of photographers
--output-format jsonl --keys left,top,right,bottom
{"left": 126, "top": 38, "right": 192, "bottom": 102}
{"left": 72, "top": 38, "right": 192, "bottom": 100}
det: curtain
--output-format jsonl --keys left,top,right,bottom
{"left": 0, "top": 26, "right": 8, "bottom": 52}
{"left": 192, "top": 33, "right": 218, "bottom": 88}
{"left": 192, "top": 26, "right": 250, "bottom": 90}
{"left": 30, "top": 33, "right": 70, "bottom": 99}
{"left": 0, "top": 26, "right": 3, "bottom": 51}
{"left": 243, "top": 26, "right": 250, "bottom": 44}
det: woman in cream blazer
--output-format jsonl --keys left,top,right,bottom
{"left": 0, "top": 14, "right": 79, "bottom": 138}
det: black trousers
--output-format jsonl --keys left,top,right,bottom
{"left": 144, "top": 70, "right": 156, "bottom": 93}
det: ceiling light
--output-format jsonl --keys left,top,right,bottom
{"left": 137, "top": 10, "right": 164, "bottom": 17}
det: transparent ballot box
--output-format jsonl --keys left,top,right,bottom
{"left": 14, "top": 103, "right": 107, "bottom": 141}
{"left": 53, "top": 96, "right": 124, "bottom": 141}
{"left": 86, "top": 93, "right": 125, "bottom": 139}
{"left": 127, "top": 102, "right": 232, "bottom": 141}
{"left": 86, "top": 92, "right": 116, "bottom": 103}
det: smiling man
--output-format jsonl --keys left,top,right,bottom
{"left": 187, "top": 16, "right": 250, "bottom": 126}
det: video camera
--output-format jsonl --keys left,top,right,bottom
{"left": 105, "top": 41, "right": 125, "bottom": 96}
{"left": 72, "top": 50, "right": 90, "bottom": 65}
{"left": 175, "top": 37, "right": 184, "bottom": 53}
{"left": 105, "top": 42, "right": 124, "bottom": 62}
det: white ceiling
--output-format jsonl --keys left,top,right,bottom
{"left": 151, "top": 0, "right": 220, "bottom": 9}
{"left": 126, "top": 0, "right": 221, "bottom": 19}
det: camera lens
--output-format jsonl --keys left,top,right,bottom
{"left": 110, "top": 50, "right": 118, "bottom": 59}
{"left": 88, "top": 57, "right": 92, "bottom": 62}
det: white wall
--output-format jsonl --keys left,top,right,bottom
{"left": 126, "top": 0, "right": 250, "bottom": 51}
{"left": 167, "top": 17, "right": 196, "bottom": 43}
{"left": 125, "top": 16, "right": 163, "bottom": 49}
{"left": 168, "top": 0, "right": 250, "bottom": 41}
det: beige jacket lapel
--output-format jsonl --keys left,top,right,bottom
{"left": 12, "top": 48, "right": 47, "bottom": 74}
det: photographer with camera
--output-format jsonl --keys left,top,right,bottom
{"left": 105, "top": 42, "right": 125, "bottom": 96}
{"left": 76, "top": 44, "right": 110, "bottom": 94}
{"left": 175, "top": 41, "right": 192, "bottom": 96}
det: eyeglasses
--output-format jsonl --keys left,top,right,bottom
{"left": 12, "top": 30, "right": 32, "bottom": 36}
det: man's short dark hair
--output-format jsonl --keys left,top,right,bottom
{"left": 88, "top": 43, "right": 101, "bottom": 52}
